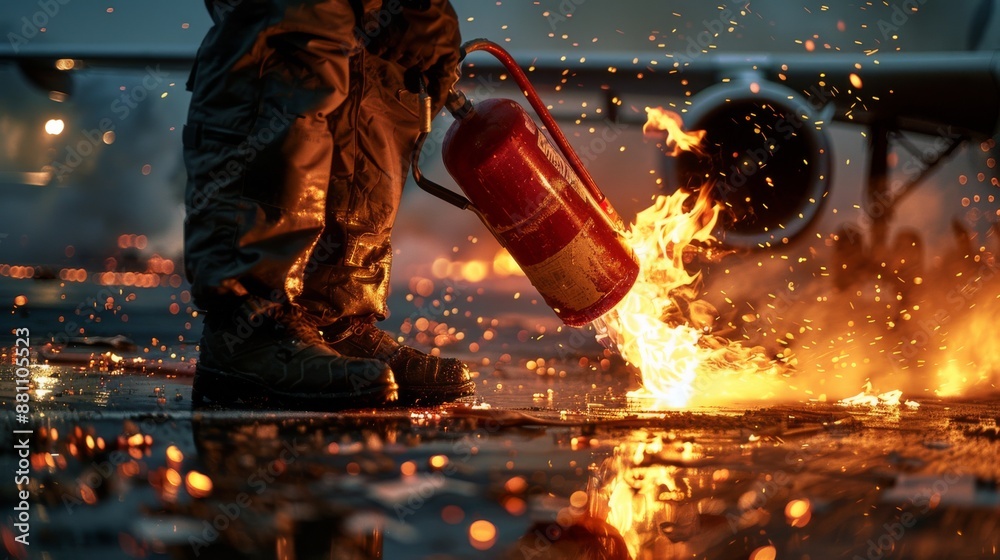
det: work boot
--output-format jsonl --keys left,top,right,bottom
{"left": 322, "top": 316, "right": 475, "bottom": 405}
{"left": 193, "top": 299, "right": 398, "bottom": 410}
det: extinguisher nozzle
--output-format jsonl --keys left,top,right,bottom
{"left": 414, "top": 75, "right": 433, "bottom": 133}
{"left": 446, "top": 89, "right": 474, "bottom": 119}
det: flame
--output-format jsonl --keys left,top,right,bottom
{"left": 838, "top": 384, "right": 919, "bottom": 409}
{"left": 598, "top": 107, "right": 784, "bottom": 408}
{"left": 933, "top": 290, "right": 1000, "bottom": 396}
{"left": 642, "top": 107, "right": 706, "bottom": 157}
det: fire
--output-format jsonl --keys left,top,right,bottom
{"left": 838, "top": 384, "right": 919, "bottom": 409}
{"left": 642, "top": 107, "right": 706, "bottom": 157}
{"left": 933, "top": 290, "right": 1000, "bottom": 397}
{"left": 598, "top": 107, "right": 784, "bottom": 408}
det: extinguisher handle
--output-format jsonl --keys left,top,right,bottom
{"left": 410, "top": 78, "right": 473, "bottom": 211}
{"left": 411, "top": 130, "right": 473, "bottom": 211}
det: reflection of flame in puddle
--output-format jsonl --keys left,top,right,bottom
{"left": 590, "top": 430, "right": 816, "bottom": 559}
{"left": 590, "top": 432, "right": 713, "bottom": 559}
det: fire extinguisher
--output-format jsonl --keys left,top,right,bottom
{"left": 411, "top": 39, "right": 639, "bottom": 327}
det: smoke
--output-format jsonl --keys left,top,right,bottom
{"left": 703, "top": 204, "right": 999, "bottom": 403}
{"left": 0, "top": 66, "right": 187, "bottom": 266}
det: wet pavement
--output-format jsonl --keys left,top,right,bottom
{"left": 2, "top": 279, "right": 1000, "bottom": 560}
{"left": 1, "top": 349, "right": 999, "bottom": 558}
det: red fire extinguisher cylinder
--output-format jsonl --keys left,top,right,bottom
{"left": 410, "top": 39, "right": 640, "bottom": 327}
{"left": 442, "top": 98, "right": 640, "bottom": 326}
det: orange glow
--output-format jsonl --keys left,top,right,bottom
{"left": 642, "top": 106, "right": 705, "bottom": 157}
{"left": 429, "top": 455, "right": 449, "bottom": 469}
{"left": 503, "top": 496, "right": 527, "bottom": 516}
{"left": 164, "top": 468, "right": 182, "bottom": 488}
{"left": 492, "top": 248, "right": 525, "bottom": 277}
{"left": 120, "top": 461, "right": 140, "bottom": 478}
{"left": 933, "top": 295, "right": 1000, "bottom": 396}
{"left": 750, "top": 545, "right": 778, "bottom": 560}
{"left": 442, "top": 505, "right": 465, "bottom": 524}
{"left": 185, "top": 470, "right": 213, "bottom": 498}
{"left": 468, "top": 520, "right": 497, "bottom": 551}
{"left": 785, "top": 498, "right": 812, "bottom": 527}
{"left": 504, "top": 476, "right": 527, "bottom": 494}
{"left": 1, "top": 265, "right": 36, "bottom": 279}
{"left": 400, "top": 461, "right": 417, "bottom": 477}
{"left": 461, "top": 260, "right": 489, "bottom": 283}
{"left": 80, "top": 485, "right": 98, "bottom": 505}
{"left": 127, "top": 433, "right": 145, "bottom": 447}
{"left": 59, "top": 268, "right": 88, "bottom": 282}
{"left": 166, "top": 445, "right": 183, "bottom": 466}
{"left": 431, "top": 258, "right": 493, "bottom": 282}
{"left": 96, "top": 271, "right": 162, "bottom": 287}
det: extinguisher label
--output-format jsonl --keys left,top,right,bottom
{"left": 535, "top": 130, "right": 590, "bottom": 202}
{"left": 520, "top": 220, "right": 613, "bottom": 312}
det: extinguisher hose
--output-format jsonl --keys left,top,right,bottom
{"left": 460, "top": 39, "right": 614, "bottom": 215}
{"left": 411, "top": 77, "right": 473, "bottom": 210}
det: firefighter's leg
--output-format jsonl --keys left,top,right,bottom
{"left": 184, "top": 0, "right": 395, "bottom": 408}
{"left": 297, "top": 48, "right": 473, "bottom": 405}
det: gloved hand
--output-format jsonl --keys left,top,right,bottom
{"left": 361, "top": 0, "right": 461, "bottom": 110}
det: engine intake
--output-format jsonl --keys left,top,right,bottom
{"left": 675, "top": 80, "right": 832, "bottom": 249}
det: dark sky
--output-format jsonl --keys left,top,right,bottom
{"left": 2, "top": 0, "right": 994, "bottom": 56}
{"left": 0, "top": 0, "right": 996, "bottom": 266}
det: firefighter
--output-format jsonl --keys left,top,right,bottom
{"left": 183, "top": 0, "right": 475, "bottom": 408}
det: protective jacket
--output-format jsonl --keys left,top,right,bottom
{"left": 184, "top": 0, "right": 460, "bottom": 322}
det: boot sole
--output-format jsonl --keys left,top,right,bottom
{"left": 192, "top": 364, "right": 398, "bottom": 411}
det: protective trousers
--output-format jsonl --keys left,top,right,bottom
{"left": 183, "top": 0, "right": 459, "bottom": 324}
